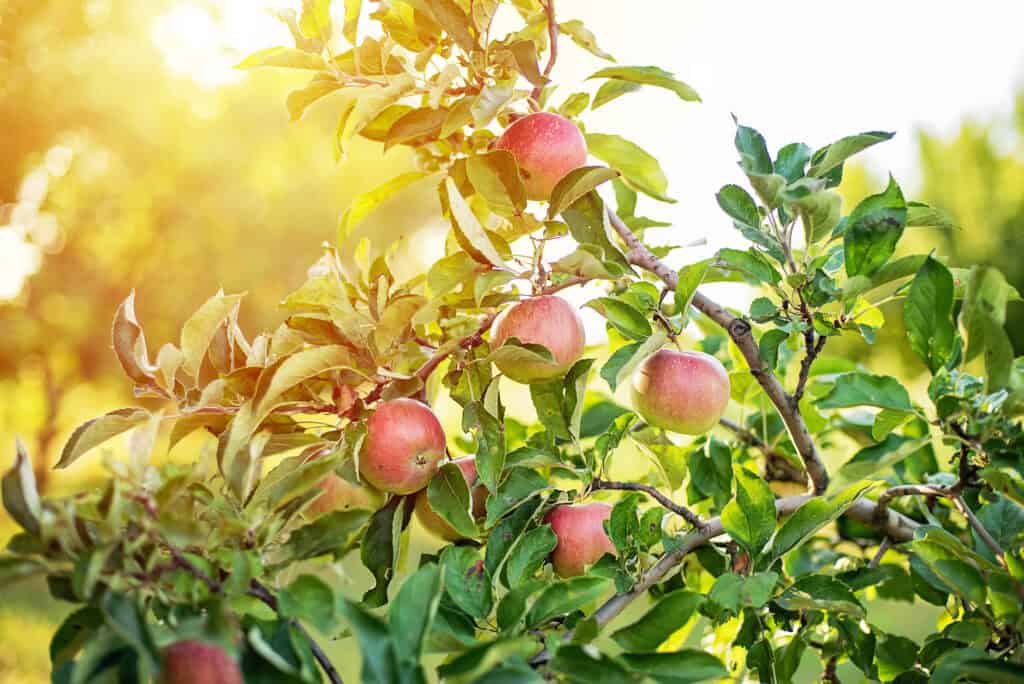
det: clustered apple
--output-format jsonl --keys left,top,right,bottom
{"left": 160, "top": 640, "right": 242, "bottom": 684}
{"left": 631, "top": 348, "right": 730, "bottom": 435}
{"left": 495, "top": 111, "right": 588, "bottom": 200}
{"left": 490, "top": 295, "right": 586, "bottom": 383}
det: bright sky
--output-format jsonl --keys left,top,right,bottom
{"left": 6, "top": 0, "right": 1023, "bottom": 305}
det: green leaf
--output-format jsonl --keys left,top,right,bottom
{"left": 442, "top": 177, "right": 511, "bottom": 270}
{"left": 279, "top": 575, "right": 336, "bottom": 634}
{"left": 774, "top": 142, "right": 812, "bottom": 183}
{"left": 384, "top": 106, "right": 449, "bottom": 149}
{"left": 906, "top": 201, "right": 958, "bottom": 230}
{"left": 721, "top": 466, "right": 776, "bottom": 557}
{"left": 337, "top": 600, "right": 399, "bottom": 684}
{"left": 903, "top": 257, "right": 956, "bottom": 374}
{"left": 843, "top": 175, "right": 907, "bottom": 278}
{"left": 872, "top": 408, "right": 913, "bottom": 442}
{"left": 735, "top": 122, "right": 772, "bottom": 175}
{"left": 496, "top": 580, "right": 546, "bottom": 633}
{"left": 440, "top": 638, "right": 541, "bottom": 684}
{"left": 548, "top": 166, "right": 619, "bottom": 218}
{"left": 557, "top": 92, "right": 591, "bottom": 118}
{"left": 55, "top": 408, "right": 151, "bottom": 470}
{"left": 960, "top": 265, "right": 1014, "bottom": 390}
{"left": 975, "top": 497, "right": 1024, "bottom": 564}
{"left": 50, "top": 606, "right": 103, "bottom": 667}
{"left": 506, "top": 40, "right": 549, "bottom": 87}
{"left": 99, "top": 592, "right": 158, "bottom": 668}
{"left": 505, "top": 524, "right": 557, "bottom": 586}
{"left": 471, "top": 81, "right": 514, "bottom": 127}
{"left": 817, "top": 372, "right": 913, "bottom": 411}
{"left": 441, "top": 545, "right": 493, "bottom": 619}
{"left": 485, "top": 494, "right": 545, "bottom": 575}
{"left": 600, "top": 331, "right": 667, "bottom": 392}
{"left": 361, "top": 496, "right": 411, "bottom": 607}
{"left": 770, "top": 482, "right": 875, "bottom": 559}
{"left": 467, "top": 150, "right": 528, "bottom": 217}
{"left": 562, "top": 192, "right": 633, "bottom": 272}
{"left": 281, "top": 509, "right": 369, "bottom": 561}
{"left": 611, "top": 589, "right": 702, "bottom": 652}
{"left": 774, "top": 575, "right": 864, "bottom": 617}
{"left": 758, "top": 329, "right": 789, "bottom": 371}
{"left": 793, "top": 188, "right": 842, "bottom": 244}
{"left": 592, "top": 79, "right": 641, "bottom": 109}
{"left": 559, "top": 20, "right": 615, "bottom": 61}
{"left": 463, "top": 401, "right": 505, "bottom": 493}
{"left": 235, "top": 46, "right": 326, "bottom": 70}
{"left": 587, "top": 65, "right": 700, "bottom": 102}
{"left": 836, "top": 435, "right": 928, "bottom": 484}
{"left": 708, "top": 572, "right": 778, "bottom": 613}
{"left": 619, "top": 650, "right": 728, "bottom": 683}
{"left": 807, "top": 131, "right": 895, "bottom": 178}
{"left": 674, "top": 261, "right": 710, "bottom": 327}
{"left": 585, "top": 133, "right": 674, "bottom": 203}
{"left": 715, "top": 184, "right": 760, "bottom": 228}
{"left": 425, "top": 0, "right": 479, "bottom": 53}
{"left": 484, "top": 468, "right": 548, "bottom": 527}
{"left": 716, "top": 248, "right": 781, "bottom": 285}
{"left": 586, "top": 297, "right": 652, "bottom": 340}
{"left": 548, "top": 645, "right": 635, "bottom": 684}
{"left": 390, "top": 563, "right": 443, "bottom": 665}
{"left": 526, "top": 576, "right": 610, "bottom": 627}
{"left": 3, "top": 439, "right": 41, "bottom": 536}
{"left": 427, "top": 462, "right": 479, "bottom": 538}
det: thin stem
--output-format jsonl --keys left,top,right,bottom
{"left": 951, "top": 495, "right": 1007, "bottom": 569}
{"left": 249, "top": 581, "right": 343, "bottom": 684}
{"left": 591, "top": 478, "right": 704, "bottom": 529}
{"left": 530, "top": 0, "right": 559, "bottom": 103}
{"left": 874, "top": 484, "right": 950, "bottom": 523}
{"left": 869, "top": 537, "right": 893, "bottom": 568}
{"left": 607, "top": 209, "right": 830, "bottom": 495}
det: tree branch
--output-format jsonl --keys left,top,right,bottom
{"left": 530, "top": 0, "right": 559, "bottom": 103}
{"left": 607, "top": 210, "right": 830, "bottom": 494}
{"left": 592, "top": 478, "right": 704, "bottom": 529}
{"left": 951, "top": 495, "right": 1007, "bottom": 568}
{"left": 531, "top": 493, "right": 920, "bottom": 665}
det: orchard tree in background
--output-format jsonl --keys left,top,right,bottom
{"left": 5, "top": 1, "right": 1024, "bottom": 682}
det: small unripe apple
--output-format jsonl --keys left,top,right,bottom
{"left": 631, "top": 349, "right": 730, "bottom": 435}
{"left": 360, "top": 398, "right": 447, "bottom": 495}
{"left": 415, "top": 456, "right": 488, "bottom": 541}
{"left": 495, "top": 112, "right": 587, "bottom": 200}
{"left": 490, "top": 295, "right": 586, "bottom": 383}
{"left": 544, "top": 503, "right": 616, "bottom": 577}
{"left": 160, "top": 640, "right": 242, "bottom": 684}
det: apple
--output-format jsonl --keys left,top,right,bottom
{"left": 160, "top": 640, "right": 242, "bottom": 684}
{"left": 631, "top": 349, "right": 730, "bottom": 435}
{"left": 359, "top": 398, "right": 447, "bottom": 495}
{"left": 415, "top": 456, "right": 488, "bottom": 541}
{"left": 308, "top": 472, "right": 380, "bottom": 517}
{"left": 495, "top": 112, "right": 587, "bottom": 200}
{"left": 544, "top": 503, "right": 616, "bottom": 577}
{"left": 490, "top": 295, "right": 586, "bottom": 383}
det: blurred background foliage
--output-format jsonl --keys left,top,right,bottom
{"left": 2, "top": 1, "right": 1023, "bottom": 683}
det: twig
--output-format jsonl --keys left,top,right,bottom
{"left": 869, "top": 537, "right": 892, "bottom": 568}
{"left": 591, "top": 478, "right": 704, "bottom": 529}
{"left": 717, "top": 417, "right": 807, "bottom": 485}
{"left": 530, "top": 0, "right": 558, "bottom": 103}
{"left": 874, "top": 483, "right": 950, "bottom": 523}
{"left": 249, "top": 580, "right": 343, "bottom": 684}
{"left": 607, "top": 209, "right": 830, "bottom": 495}
{"left": 793, "top": 333, "right": 826, "bottom": 404}
{"left": 822, "top": 656, "right": 842, "bottom": 684}
{"left": 951, "top": 495, "right": 1007, "bottom": 568}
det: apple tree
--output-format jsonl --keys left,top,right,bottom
{"left": 6, "top": 1, "right": 1024, "bottom": 682}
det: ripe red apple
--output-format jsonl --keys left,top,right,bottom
{"left": 415, "top": 456, "right": 488, "bottom": 541}
{"left": 490, "top": 295, "right": 586, "bottom": 383}
{"left": 359, "top": 398, "right": 447, "bottom": 495}
{"left": 544, "top": 503, "right": 616, "bottom": 577}
{"left": 631, "top": 349, "right": 730, "bottom": 435}
{"left": 495, "top": 112, "right": 587, "bottom": 200}
{"left": 160, "top": 640, "right": 242, "bottom": 684}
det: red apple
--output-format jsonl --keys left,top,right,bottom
{"left": 415, "top": 456, "right": 488, "bottom": 541}
{"left": 544, "top": 503, "right": 616, "bottom": 577}
{"left": 160, "top": 640, "right": 242, "bottom": 684}
{"left": 359, "top": 398, "right": 447, "bottom": 495}
{"left": 490, "top": 295, "right": 586, "bottom": 383}
{"left": 631, "top": 349, "right": 730, "bottom": 435}
{"left": 495, "top": 112, "right": 587, "bottom": 200}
